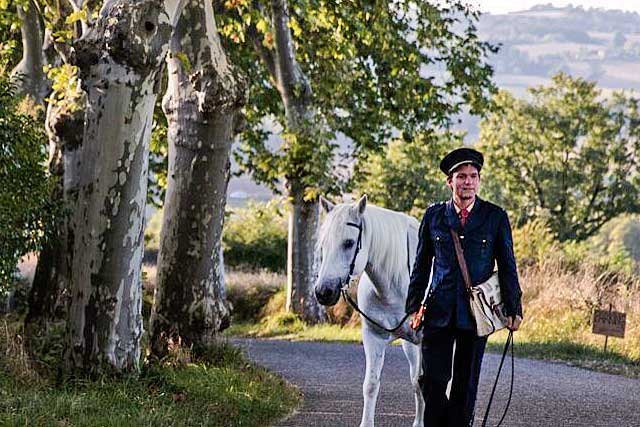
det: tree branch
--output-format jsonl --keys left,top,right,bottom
{"left": 247, "top": 23, "right": 276, "bottom": 80}
{"left": 270, "top": 0, "right": 312, "bottom": 120}
{"left": 11, "top": 0, "right": 46, "bottom": 103}
{"left": 66, "top": 0, "right": 89, "bottom": 36}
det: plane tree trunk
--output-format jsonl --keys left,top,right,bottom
{"left": 270, "top": 0, "right": 326, "bottom": 323}
{"left": 64, "top": 0, "right": 183, "bottom": 375}
{"left": 25, "top": 96, "right": 85, "bottom": 331}
{"left": 150, "top": 0, "right": 246, "bottom": 357}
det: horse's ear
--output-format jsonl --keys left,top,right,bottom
{"left": 320, "top": 196, "right": 335, "bottom": 213}
{"left": 356, "top": 194, "right": 367, "bottom": 215}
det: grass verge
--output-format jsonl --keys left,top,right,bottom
{"left": 226, "top": 316, "right": 361, "bottom": 343}
{"left": 487, "top": 319, "right": 640, "bottom": 378}
{"left": 0, "top": 318, "right": 301, "bottom": 426}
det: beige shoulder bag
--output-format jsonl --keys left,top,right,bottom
{"left": 450, "top": 229, "right": 509, "bottom": 337}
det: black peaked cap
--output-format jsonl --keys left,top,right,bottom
{"left": 439, "top": 147, "right": 484, "bottom": 175}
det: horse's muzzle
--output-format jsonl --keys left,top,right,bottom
{"left": 314, "top": 282, "right": 341, "bottom": 306}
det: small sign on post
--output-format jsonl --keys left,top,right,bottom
{"left": 592, "top": 305, "right": 626, "bottom": 352}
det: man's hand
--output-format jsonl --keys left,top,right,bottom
{"left": 506, "top": 315, "right": 523, "bottom": 331}
{"left": 410, "top": 306, "right": 426, "bottom": 330}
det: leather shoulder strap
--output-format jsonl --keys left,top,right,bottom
{"left": 450, "top": 229, "right": 472, "bottom": 293}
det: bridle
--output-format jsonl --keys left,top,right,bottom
{"left": 338, "top": 220, "right": 412, "bottom": 333}
{"left": 340, "top": 221, "right": 364, "bottom": 290}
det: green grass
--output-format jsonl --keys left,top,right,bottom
{"left": 226, "top": 312, "right": 362, "bottom": 343}
{"left": 0, "top": 320, "right": 301, "bottom": 426}
{"left": 487, "top": 317, "right": 640, "bottom": 378}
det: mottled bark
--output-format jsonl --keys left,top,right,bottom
{"left": 150, "top": 0, "right": 246, "bottom": 357}
{"left": 65, "top": 0, "right": 183, "bottom": 375}
{"left": 10, "top": 0, "right": 47, "bottom": 103}
{"left": 270, "top": 0, "right": 326, "bottom": 323}
{"left": 26, "top": 99, "right": 85, "bottom": 330}
{"left": 285, "top": 183, "right": 324, "bottom": 322}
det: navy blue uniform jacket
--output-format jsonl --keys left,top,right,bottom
{"left": 405, "top": 197, "right": 523, "bottom": 330}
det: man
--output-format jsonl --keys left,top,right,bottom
{"left": 406, "top": 147, "right": 523, "bottom": 427}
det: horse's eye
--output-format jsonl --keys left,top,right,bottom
{"left": 343, "top": 239, "right": 355, "bottom": 250}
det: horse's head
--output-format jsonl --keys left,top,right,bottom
{"left": 315, "top": 195, "right": 369, "bottom": 306}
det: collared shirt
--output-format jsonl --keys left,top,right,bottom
{"left": 452, "top": 198, "right": 475, "bottom": 214}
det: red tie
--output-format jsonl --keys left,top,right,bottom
{"left": 459, "top": 208, "right": 469, "bottom": 227}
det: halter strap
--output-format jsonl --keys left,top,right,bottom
{"left": 342, "top": 221, "right": 363, "bottom": 290}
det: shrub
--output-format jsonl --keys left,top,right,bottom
{"left": 513, "top": 218, "right": 560, "bottom": 267}
{"left": 225, "top": 270, "right": 284, "bottom": 322}
{"left": 223, "top": 201, "right": 287, "bottom": 272}
{"left": 516, "top": 257, "right": 640, "bottom": 362}
{"left": 258, "top": 311, "right": 306, "bottom": 336}
{"left": 588, "top": 214, "right": 640, "bottom": 272}
{"left": 514, "top": 217, "right": 637, "bottom": 277}
{"left": 0, "top": 78, "right": 55, "bottom": 289}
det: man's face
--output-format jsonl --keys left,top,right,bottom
{"left": 447, "top": 163, "right": 481, "bottom": 201}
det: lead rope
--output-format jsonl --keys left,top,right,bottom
{"left": 481, "top": 330, "right": 515, "bottom": 427}
{"left": 340, "top": 221, "right": 412, "bottom": 334}
{"left": 341, "top": 291, "right": 412, "bottom": 333}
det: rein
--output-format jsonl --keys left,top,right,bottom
{"left": 339, "top": 221, "right": 412, "bottom": 334}
{"left": 482, "top": 330, "right": 515, "bottom": 427}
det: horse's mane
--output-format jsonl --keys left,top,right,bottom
{"left": 318, "top": 202, "right": 420, "bottom": 284}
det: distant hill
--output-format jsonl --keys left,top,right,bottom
{"left": 479, "top": 4, "right": 640, "bottom": 93}
{"left": 230, "top": 3, "right": 640, "bottom": 201}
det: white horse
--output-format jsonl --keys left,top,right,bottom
{"left": 315, "top": 195, "right": 424, "bottom": 427}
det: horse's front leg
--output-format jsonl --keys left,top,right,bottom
{"left": 402, "top": 340, "right": 425, "bottom": 427}
{"left": 360, "top": 324, "right": 388, "bottom": 427}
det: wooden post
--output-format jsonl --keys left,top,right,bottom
{"left": 603, "top": 304, "right": 613, "bottom": 353}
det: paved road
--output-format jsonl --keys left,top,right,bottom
{"left": 232, "top": 339, "right": 640, "bottom": 427}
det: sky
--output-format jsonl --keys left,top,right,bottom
{"left": 472, "top": 0, "right": 640, "bottom": 14}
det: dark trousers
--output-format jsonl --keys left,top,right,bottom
{"left": 421, "top": 326, "right": 487, "bottom": 427}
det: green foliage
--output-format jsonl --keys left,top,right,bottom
{"left": 478, "top": 73, "right": 640, "bottom": 241}
{"left": 0, "top": 78, "right": 55, "bottom": 288}
{"left": 40, "top": 0, "right": 92, "bottom": 43}
{"left": 45, "top": 64, "right": 82, "bottom": 113}
{"left": 279, "top": 117, "right": 341, "bottom": 199}
{"left": 222, "top": 201, "right": 288, "bottom": 272}
{"left": 591, "top": 215, "right": 640, "bottom": 262}
{"left": 512, "top": 219, "right": 560, "bottom": 267}
{"left": 148, "top": 102, "right": 169, "bottom": 208}
{"left": 0, "top": 0, "right": 21, "bottom": 72}
{"left": 351, "top": 133, "right": 458, "bottom": 216}
{"left": 222, "top": 1, "right": 498, "bottom": 197}
{"left": 258, "top": 311, "right": 307, "bottom": 337}
{"left": 143, "top": 209, "right": 163, "bottom": 253}
{"left": 513, "top": 215, "right": 636, "bottom": 276}
{"left": 589, "top": 214, "right": 640, "bottom": 270}
{"left": 558, "top": 238, "right": 636, "bottom": 282}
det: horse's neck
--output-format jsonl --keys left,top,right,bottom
{"left": 364, "top": 263, "right": 397, "bottom": 298}
{"left": 362, "top": 219, "right": 407, "bottom": 298}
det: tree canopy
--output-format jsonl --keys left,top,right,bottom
{"left": 220, "top": 0, "right": 498, "bottom": 196}
{"left": 351, "top": 133, "right": 458, "bottom": 217}
{"left": 478, "top": 73, "right": 640, "bottom": 241}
